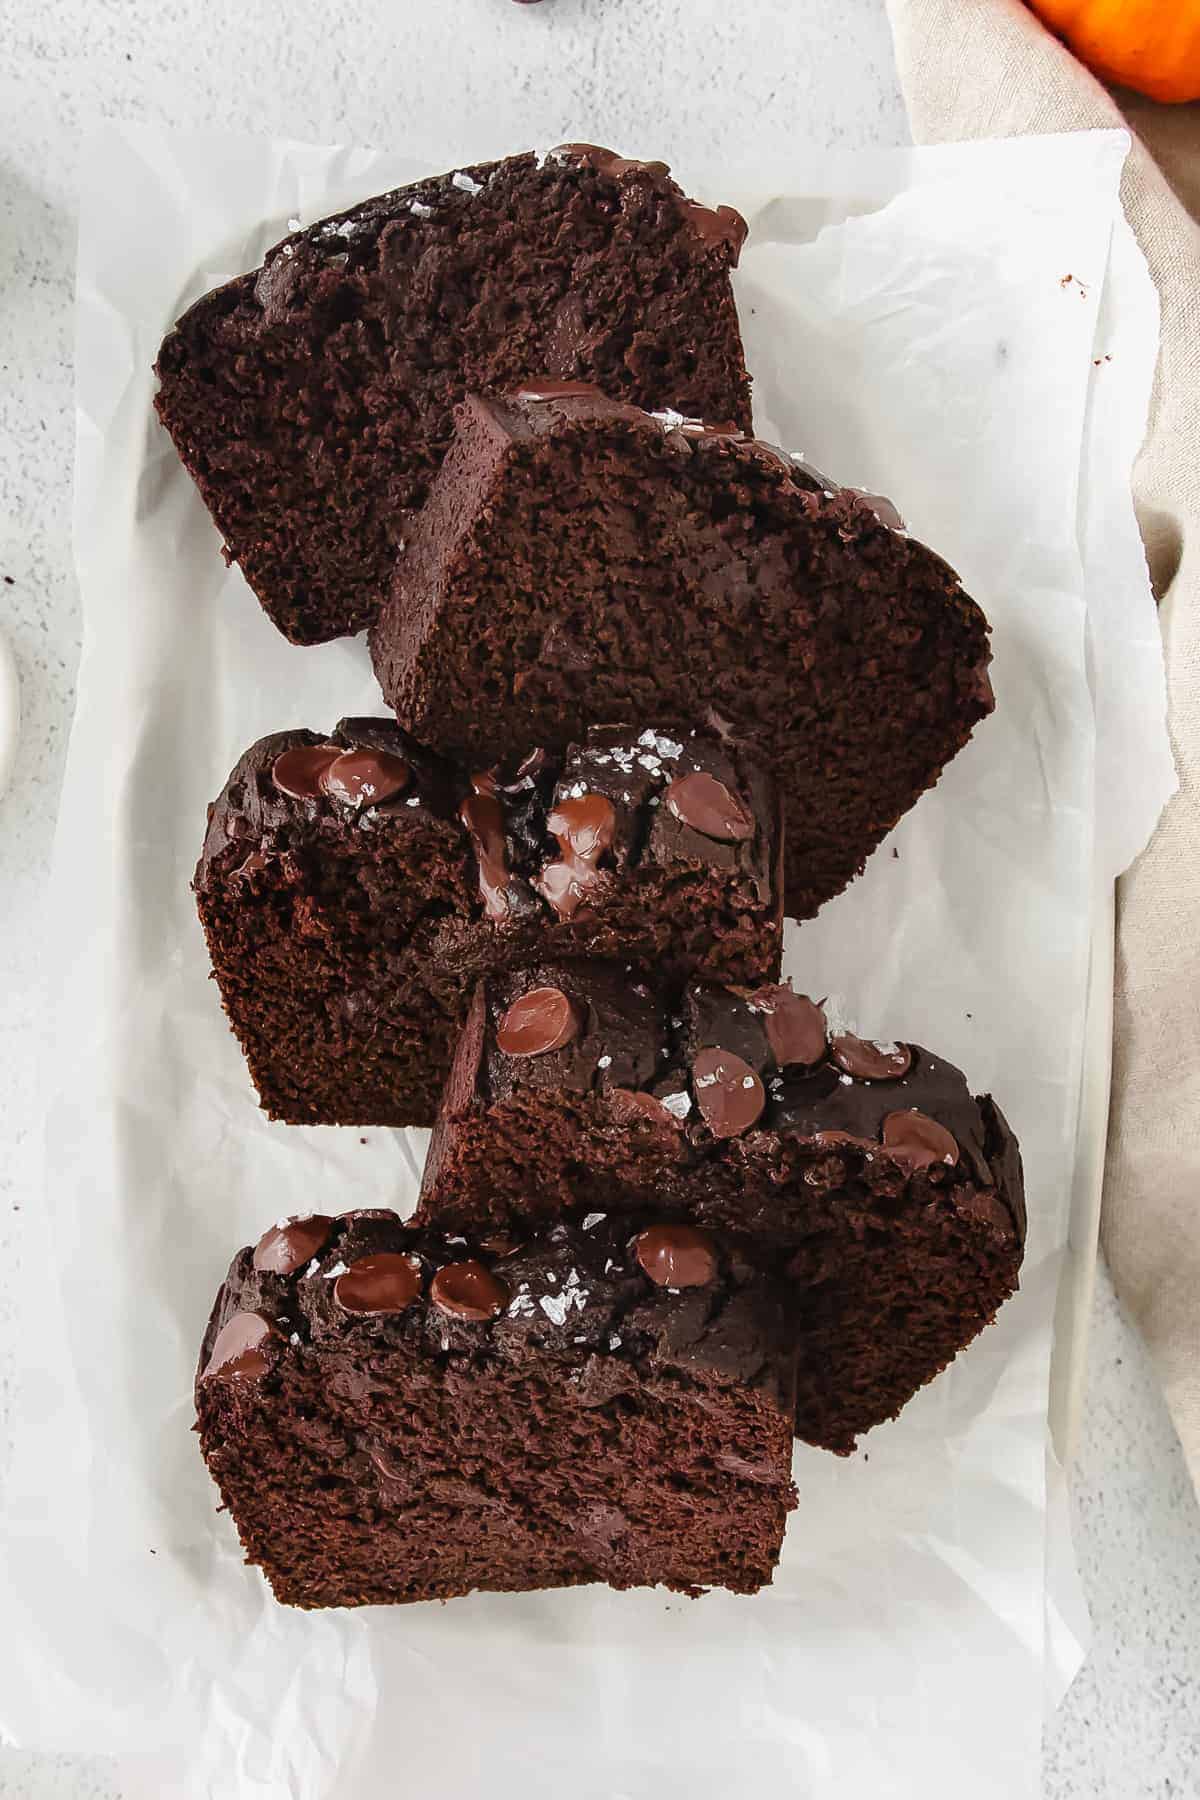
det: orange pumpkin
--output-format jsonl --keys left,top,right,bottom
{"left": 1027, "top": 0, "right": 1200, "bottom": 103}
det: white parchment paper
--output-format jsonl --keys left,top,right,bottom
{"left": 0, "top": 124, "right": 1173, "bottom": 1800}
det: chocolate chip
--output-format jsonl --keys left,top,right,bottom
{"left": 854, "top": 491, "right": 905, "bottom": 531}
{"left": 202, "top": 1310, "right": 280, "bottom": 1382}
{"left": 271, "top": 744, "right": 340, "bottom": 800}
{"left": 320, "top": 748, "right": 410, "bottom": 807}
{"left": 692, "top": 1046, "right": 765, "bottom": 1137}
{"left": 830, "top": 1034, "right": 913, "bottom": 1081}
{"left": 537, "top": 791, "right": 617, "bottom": 919}
{"left": 430, "top": 1260, "right": 509, "bottom": 1320}
{"left": 665, "top": 771, "right": 754, "bottom": 842}
{"left": 252, "top": 1214, "right": 334, "bottom": 1276}
{"left": 753, "top": 988, "right": 827, "bottom": 1068}
{"left": 496, "top": 985, "right": 582, "bottom": 1056}
{"left": 787, "top": 454, "right": 840, "bottom": 493}
{"left": 334, "top": 1253, "right": 423, "bottom": 1314}
{"left": 551, "top": 144, "right": 670, "bottom": 181}
{"left": 513, "top": 378, "right": 604, "bottom": 400}
{"left": 461, "top": 790, "right": 515, "bottom": 921}
{"left": 812, "top": 1128, "right": 876, "bottom": 1151}
{"left": 683, "top": 200, "right": 748, "bottom": 262}
{"left": 634, "top": 1224, "right": 719, "bottom": 1288}
{"left": 881, "top": 1110, "right": 959, "bottom": 1171}
{"left": 230, "top": 849, "right": 270, "bottom": 886}
{"left": 607, "top": 1088, "right": 680, "bottom": 1129}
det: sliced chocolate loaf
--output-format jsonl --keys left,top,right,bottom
{"left": 155, "top": 147, "right": 751, "bottom": 644}
{"left": 369, "top": 386, "right": 994, "bottom": 914}
{"left": 195, "top": 720, "right": 782, "bottom": 1127}
{"left": 416, "top": 967, "right": 1025, "bottom": 1452}
{"left": 196, "top": 1209, "right": 798, "bottom": 1606}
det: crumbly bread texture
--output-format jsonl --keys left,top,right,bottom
{"left": 196, "top": 1209, "right": 798, "bottom": 1606}
{"left": 369, "top": 388, "right": 994, "bottom": 913}
{"left": 155, "top": 147, "right": 751, "bottom": 644}
{"left": 416, "top": 967, "right": 1025, "bottom": 1452}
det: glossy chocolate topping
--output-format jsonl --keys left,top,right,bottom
{"left": 496, "top": 985, "right": 582, "bottom": 1056}
{"left": 461, "top": 789, "right": 517, "bottom": 921}
{"left": 551, "top": 143, "right": 671, "bottom": 181}
{"left": 608, "top": 1088, "right": 682, "bottom": 1129}
{"left": 633, "top": 1224, "right": 719, "bottom": 1288}
{"left": 512, "top": 378, "right": 607, "bottom": 402}
{"left": 320, "top": 748, "right": 410, "bottom": 807}
{"left": 751, "top": 987, "right": 827, "bottom": 1068}
{"left": 253, "top": 1215, "right": 334, "bottom": 1276}
{"left": 692, "top": 1046, "right": 766, "bottom": 1138}
{"left": 430, "top": 1259, "right": 509, "bottom": 1320}
{"left": 881, "top": 1110, "right": 959, "bottom": 1171}
{"left": 830, "top": 1033, "right": 913, "bottom": 1082}
{"left": 271, "top": 743, "right": 339, "bottom": 800}
{"left": 334, "top": 1253, "right": 423, "bottom": 1314}
{"left": 537, "top": 791, "right": 617, "bottom": 918}
{"left": 682, "top": 200, "right": 749, "bottom": 262}
{"left": 202, "top": 1309, "right": 278, "bottom": 1382}
{"left": 665, "top": 771, "right": 755, "bottom": 842}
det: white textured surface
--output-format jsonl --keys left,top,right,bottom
{"left": 0, "top": 2, "right": 1196, "bottom": 1795}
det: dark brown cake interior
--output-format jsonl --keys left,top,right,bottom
{"left": 155, "top": 149, "right": 751, "bottom": 644}
{"left": 196, "top": 1211, "right": 797, "bottom": 1606}
{"left": 371, "top": 393, "right": 993, "bottom": 913}
{"left": 194, "top": 720, "right": 471, "bottom": 1125}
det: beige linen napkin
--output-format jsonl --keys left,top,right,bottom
{"left": 886, "top": 0, "right": 1200, "bottom": 1486}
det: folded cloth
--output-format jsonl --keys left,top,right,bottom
{"left": 887, "top": 0, "right": 1200, "bottom": 1488}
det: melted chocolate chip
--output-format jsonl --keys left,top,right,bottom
{"left": 665, "top": 771, "right": 755, "bottom": 842}
{"left": 513, "top": 378, "right": 606, "bottom": 401}
{"left": 812, "top": 1128, "right": 877, "bottom": 1152}
{"left": 677, "top": 419, "right": 744, "bottom": 438}
{"left": 461, "top": 790, "right": 516, "bottom": 921}
{"left": 831, "top": 1034, "right": 913, "bottom": 1081}
{"left": 252, "top": 1215, "right": 334, "bottom": 1276}
{"left": 787, "top": 454, "right": 840, "bottom": 494}
{"left": 271, "top": 744, "right": 339, "bottom": 800}
{"left": 634, "top": 1224, "right": 719, "bottom": 1288}
{"left": 692, "top": 1046, "right": 766, "bottom": 1138}
{"left": 496, "top": 986, "right": 582, "bottom": 1056}
{"left": 881, "top": 1110, "right": 959, "bottom": 1171}
{"left": 853, "top": 491, "right": 906, "bottom": 531}
{"left": 752, "top": 988, "right": 827, "bottom": 1068}
{"left": 607, "top": 1088, "right": 680, "bottom": 1129}
{"left": 537, "top": 791, "right": 617, "bottom": 918}
{"left": 202, "top": 1310, "right": 279, "bottom": 1382}
{"left": 551, "top": 143, "right": 670, "bottom": 181}
{"left": 320, "top": 748, "right": 410, "bottom": 807}
{"left": 430, "top": 1260, "right": 509, "bottom": 1320}
{"left": 230, "top": 849, "right": 270, "bottom": 886}
{"left": 334, "top": 1253, "right": 423, "bottom": 1314}
{"left": 683, "top": 200, "right": 748, "bottom": 262}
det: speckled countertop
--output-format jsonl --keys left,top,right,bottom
{"left": 1, "top": 2, "right": 1198, "bottom": 1795}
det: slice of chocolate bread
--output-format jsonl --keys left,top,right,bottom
{"left": 369, "top": 387, "right": 994, "bottom": 914}
{"left": 155, "top": 147, "right": 751, "bottom": 644}
{"left": 416, "top": 967, "right": 1025, "bottom": 1452}
{"left": 195, "top": 720, "right": 782, "bottom": 1127}
{"left": 194, "top": 718, "right": 470, "bottom": 1127}
{"left": 196, "top": 1208, "right": 798, "bottom": 1606}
